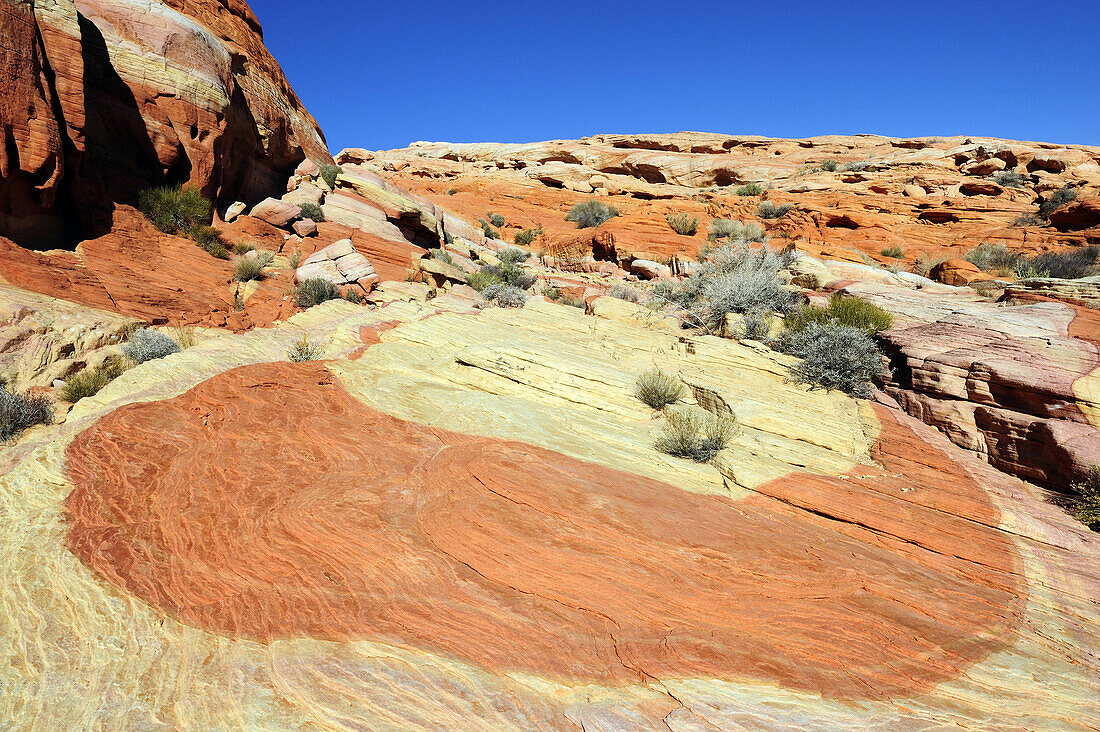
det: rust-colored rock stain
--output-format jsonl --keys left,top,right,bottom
{"left": 65, "top": 362, "right": 1020, "bottom": 699}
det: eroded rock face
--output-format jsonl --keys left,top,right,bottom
{"left": 0, "top": 0, "right": 329, "bottom": 248}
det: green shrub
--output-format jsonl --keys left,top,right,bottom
{"left": 61, "top": 360, "right": 126, "bottom": 403}
{"left": 1026, "top": 246, "right": 1099, "bottom": 279}
{"left": 634, "top": 368, "right": 684, "bottom": 409}
{"left": 233, "top": 256, "right": 266, "bottom": 282}
{"left": 430, "top": 248, "right": 454, "bottom": 264}
{"left": 481, "top": 283, "right": 527, "bottom": 308}
{"left": 288, "top": 250, "right": 303, "bottom": 269}
{"left": 735, "top": 182, "right": 764, "bottom": 196}
{"left": 757, "top": 200, "right": 793, "bottom": 219}
{"left": 294, "top": 278, "right": 340, "bottom": 308}
{"left": 541, "top": 285, "right": 562, "bottom": 300}
{"left": 498, "top": 247, "right": 530, "bottom": 265}
{"left": 446, "top": 187, "right": 458, "bottom": 195}
{"left": 965, "top": 243, "right": 1021, "bottom": 273}
{"left": 298, "top": 202, "right": 325, "bottom": 222}
{"left": 666, "top": 213, "right": 699, "bottom": 236}
{"left": 487, "top": 212, "right": 505, "bottom": 228}
{"left": 479, "top": 219, "right": 500, "bottom": 239}
{"left": 820, "top": 159, "right": 838, "bottom": 172}
{"left": 319, "top": 164, "right": 342, "bottom": 189}
{"left": 233, "top": 242, "right": 255, "bottom": 255}
{"left": 992, "top": 170, "right": 1024, "bottom": 188}
{"left": 655, "top": 408, "right": 737, "bottom": 463}
{"left": 1012, "top": 213, "right": 1046, "bottom": 227}
{"left": 0, "top": 385, "right": 52, "bottom": 442}
{"left": 514, "top": 225, "right": 543, "bottom": 246}
{"left": 784, "top": 293, "right": 894, "bottom": 336}
{"left": 778, "top": 322, "right": 887, "bottom": 399}
{"left": 138, "top": 185, "right": 211, "bottom": 235}
{"left": 122, "top": 328, "right": 181, "bottom": 363}
{"left": 344, "top": 288, "right": 363, "bottom": 304}
{"left": 468, "top": 270, "right": 505, "bottom": 292}
{"left": 708, "top": 219, "right": 766, "bottom": 243}
{"left": 191, "top": 225, "right": 230, "bottom": 259}
{"left": 287, "top": 334, "right": 325, "bottom": 362}
{"left": 1038, "top": 185, "right": 1078, "bottom": 217}
{"left": 1072, "top": 465, "right": 1100, "bottom": 531}
{"left": 566, "top": 200, "right": 618, "bottom": 228}
{"left": 881, "top": 246, "right": 905, "bottom": 259}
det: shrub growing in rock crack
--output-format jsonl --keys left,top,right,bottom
{"left": 634, "top": 368, "right": 684, "bottom": 410}
{"left": 992, "top": 170, "right": 1025, "bottom": 188}
{"left": 122, "top": 328, "right": 181, "bottom": 363}
{"left": 566, "top": 200, "right": 618, "bottom": 228}
{"left": 298, "top": 202, "right": 325, "bottom": 222}
{"left": 294, "top": 278, "right": 341, "bottom": 308}
{"left": 655, "top": 408, "right": 737, "bottom": 463}
{"left": 778, "top": 322, "right": 887, "bottom": 399}
{"left": 1038, "top": 185, "right": 1078, "bottom": 217}
{"left": 138, "top": 185, "right": 211, "bottom": 235}
{"left": 0, "top": 385, "right": 52, "bottom": 442}
{"left": 486, "top": 212, "right": 505, "bottom": 228}
{"left": 319, "top": 164, "right": 342, "bottom": 189}
{"left": 841, "top": 161, "right": 869, "bottom": 172}
{"left": 820, "top": 159, "right": 838, "bottom": 172}
{"left": 481, "top": 283, "right": 527, "bottom": 308}
{"left": 1012, "top": 213, "right": 1046, "bottom": 227}
{"left": 784, "top": 293, "right": 894, "bottom": 336}
{"left": 881, "top": 246, "right": 904, "bottom": 259}
{"left": 233, "top": 256, "right": 267, "bottom": 282}
{"left": 757, "top": 200, "right": 793, "bottom": 219}
{"left": 479, "top": 219, "right": 500, "bottom": 239}
{"left": 666, "top": 213, "right": 699, "bottom": 236}
{"left": 1027, "top": 246, "right": 1099, "bottom": 279}
{"left": 61, "top": 360, "right": 127, "bottom": 403}
{"left": 287, "top": 335, "right": 325, "bottom": 362}
{"left": 498, "top": 247, "right": 531, "bottom": 265}
{"left": 965, "top": 243, "right": 1021, "bottom": 273}
{"left": 1072, "top": 465, "right": 1100, "bottom": 531}
{"left": 190, "top": 225, "right": 230, "bottom": 259}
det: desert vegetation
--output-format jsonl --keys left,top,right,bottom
{"left": 566, "top": 201, "right": 618, "bottom": 228}
{"left": 735, "top": 182, "right": 763, "bottom": 196}
{"left": 784, "top": 293, "right": 894, "bottom": 336}
{"left": 514, "top": 225, "right": 542, "bottom": 246}
{"left": 992, "top": 170, "right": 1025, "bottom": 188}
{"left": 480, "top": 283, "right": 527, "bottom": 308}
{"left": 634, "top": 368, "right": 684, "bottom": 410}
{"left": 820, "top": 159, "right": 838, "bottom": 172}
{"left": 757, "top": 200, "right": 793, "bottom": 219}
{"left": 707, "top": 219, "right": 766, "bottom": 244}
{"left": 61, "top": 360, "right": 128, "bottom": 403}
{"left": 319, "top": 164, "right": 342, "bottom": 189}
{"left": 122, "top": 328, "right": 181, "bottom": 363}
{"left": 881, "top": 246, "right": 904, "bottom": 259}
{"left": 298, "top": 202, "right": 325, "bottom": 222}
{"left": 138, "top": 185, "right": 228, "bottom": 258}
{"left": 965, "top": 243, "right": 1098, "bottom": 279}
{"left": 666, "top": 213, "right": 698, "bottom": 236}
{"left": 778, "top": 322, "right": 888, "bottom": 399}
{"left": 294, "top": 278, "right": 341, "bottom": 308}
{"left": 1038, "top": 185, "right": 1078, "bottom": 217}
{"left": 288, "top": 335, "right": 325, "bottom": 362}
{"left": 655, "top": 408, "right": 737, "bottom": 463}
{"left": 0, "top": 384, "right": 52, "bottom": 442}
{"left": 668, "top": 243, "right": 794, "bottom": 331}
{"left": 1072, "top": 465, "right": 1100, "bottom": 532}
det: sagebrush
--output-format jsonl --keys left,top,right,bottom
{"left": 0, "top": 386, "right": 52, "bottom": 442}
{"left": 779, "top": 322, "right": 887, "bottom": 398}
{"left": 666, "top": 213, "right": 699, "bottom": 236}
{"left": 294, "top": 278, "right": 340, "bottom": 308}
{"left": 634, "top": 368, "right": 684, "bottom": 410}
{"left": 566, "top": 200, "right": 618, "bottom": 228}
{"left": 122, "top": 328, "right": 181, "bottom": 363}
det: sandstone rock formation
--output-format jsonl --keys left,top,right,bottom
{"left": 0, "top": 0, "right": 329, "bottom": 248}
{"left": 0, "top": 291, "right": 1096, "bottom": 728}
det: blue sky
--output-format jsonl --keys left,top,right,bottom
{"left": 256, "top": 0, "right": 1100, "bottom": 153}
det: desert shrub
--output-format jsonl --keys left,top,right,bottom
{"left": 779, "top": 322, "right": 887, "bottom": 399}
{"left": 430, "top": 248, "right": 454, "bottom": 265}
{"left": 914, "top": 253, "right": 947, "bottom": 277}
{"left": 820, "top": 159, "right": 838, "bottom": 172}
{"left": 1025, "top": 246, "right": 1099, "bottom": 279}
{"left": 344, "top": 288, "right": 363, "bottom": 304}
{"left": 190, "top": 225, "right": 230, "bottom": 259}
{"left": 294, "top": 277, "right": 340, "bottom": 308}
{"left": 234, "top": 243, "right": 255, "bottom": 256}
{"left": 487, "top": 212, "right": 505, "bottom": 228}
{"left": 1013, "top": 262, "right": 1049, "bottom": 279}
{"left": 881, "top": 246, "right": 905, "bottom": 259}
{"left": 707, "top": 219, "right": 766, "bottom": 244}
{"left": 446, "top": 187, "right": 458, "bottom": 195}
{"left": 784, "top": 293, "right": 894, "bottom": 336}
{"left": 965, "top": 243, "right": 1021, "bottom": 273}
{"left": 233, "top": 256, "right": 267, "bottom": 282}
{"left": 298, "top": 202, "right": 325, "bottom": 222}
{"left": 739, "top": 310, "right": 770, "bottom": 340}
{"left": 514, "top": 225, "right": 543, "bottom": 246}
{"left": 609, "top": 284, "right": 641, "bottom": 303}
{"left": 61, "top": 360, "right": 127, "bottom": 403}
{"left": 287, "top": 335, "right": 325, "bottom": 362}
{"left": 1072, "top": 465, "right": 1100, "bottom": 531}
{"left": 498, "top": 247, "right": 531, "bottom": 265}
{"left": 566, "top": 200, "right": 619, "bottom": 228}
{"left": 735, "top": 182, "right": 763, "bottom": 196}
{"left": 1038, "top": 185, "right": 1078, "bottom": 217}
{"left": 541, "top": 285, "right": 562, "bottom": 300}
{"left": 138, "top": 185, "right": 211, "bottom": 235}
{"left": 666, "top": 213, "right": 699, "bottom": 236}
{"left": 0, "top": 385, "right": 52, "bottom": 442}
{"left": 841, "top": 161, "right": 869, "bottom": 172}
{"left": 655, "top": 408, "right": 737, "bottom": 463}
{"left": 992, "top": 170, "right": 1024, "bottom": 188}
{"left": 634, "top": 368, "right": 684, "bottom": 409}
{"left": 468, "top": 270, "right": 504, "bottom": 292}
{"left": 288, "top": 250, "right": 303, "bottom": 268}
{"left": 674, "top": 244, "right": 794, "bottom": 330}
{"left": 319, "top": 164, "right": 342, "bottom": 189}
{"left": 757, "top": 200, "right": 793, "bottom": 219}
{"left": 479, "top": 219, "right": 500, "bottom": 239}
{"left": 1013, "top": 213, "right": 1047, "bottom": 227}
{"left": 481, "top": 283, "right": 527, "bottom": 308}
{"left": 122, "top": 328, "right": 181, "bottom": 363}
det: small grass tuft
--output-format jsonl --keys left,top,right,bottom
{"left": 655, "top": 408, "right": 737, "bottom": 462}
{"left": 666, "top": 213, "right": 699, "bottom": 236}
{"left": 881, "top": 246, "right": 905, "bottom": 259}
{"left": 634, "top": 368, "right": 684, "bottom": 409}
{"left": 287, "top": 335, "right": 325, "bottom": 362}
{"left": 735, "top": 182, "right": 764, "bottom": 196}
{"left": 233, "top": 256, "right": 267, "bottom": 282}
{"left": 757, "top": 201, "right": 793, "bottom": 219}
{"left": 566, "top": 200, "right": 619, "bottom": 228}
{"left": 319, "top": 164, "right": 342, "bottom": 189}
{"left": 294, "top": 278, "right": 340, "bottom": 308}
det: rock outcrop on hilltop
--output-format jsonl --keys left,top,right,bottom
{"left": 358, "top": 132, "right": 1100, "bottom": 267}
{"left": 0, "top": 0, "right": 329, "bottom": 248}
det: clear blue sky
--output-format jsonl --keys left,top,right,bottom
{"left": 255, "top": 0, "right": 1100, "bottom": 154}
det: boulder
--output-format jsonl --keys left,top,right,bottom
{"left": 961, "top": 158, "right": 1006, "bottom": 176}
{"left": 298, "top": 239, "right": 377, "bottom": 289}
{"left": 295, "top": 159, "right": 321, "bottom": 178}
{"left": 292, "top": 219, "right": 318, "bottom": 238}
{"left": 249, "top": 199, "right": 301, "bottom": 228}
{"left": 282, "top": 182, "right": 325, "bottom": 208}
{"left": 928, "top": 258, "right": 988, "bottom": 286}
{"left": 787, "top": 256, "right": 838, "bottom": 289}
{"left": 629, "top": 259, "right": 672, "bottom": 280}
{"left": 223, "top": 202, "right": 247, "bottom": 223}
